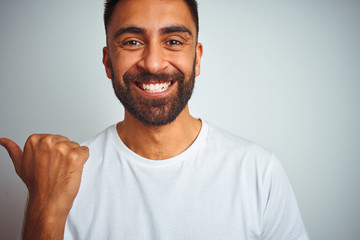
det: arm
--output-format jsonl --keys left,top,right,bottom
{"left": 21, "top": 197, "right": 68, "bottom": 240}
{"left": 0, "top": 135, "right": 89, "bottom": 240}
{"left": 261, "top": 154, "right": 309, "bottom": 240}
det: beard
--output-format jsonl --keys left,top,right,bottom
{"left": 110, "top": 60, "right": 196, "bottom": 126}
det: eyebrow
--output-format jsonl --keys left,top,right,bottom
{"left": 160, "top": 26, "right": 193, "bottom": 37}
{"left": 113, "top": 25, "right": 193, "bottom": 40}
{"left": 113, "top": 26, "right": 145, "bottom": 39}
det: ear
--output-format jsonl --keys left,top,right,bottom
{"left": 102, "top": 46, "right": 112, "bottom": 79}
{"left": 195, "top": 42, "right": 203, "bottom": 77}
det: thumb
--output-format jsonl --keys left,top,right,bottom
{"left": 0, "top": 138, "right": 23, "bottom": 171}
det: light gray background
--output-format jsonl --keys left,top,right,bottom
{"left": 1, "top": 0, "right": 359, "bottom": 239}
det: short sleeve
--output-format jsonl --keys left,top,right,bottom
{"left": 261, "top": 154, "right": 310, "bottom": 240}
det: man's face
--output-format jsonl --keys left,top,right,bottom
{"left": 103, "top": 0, "right": 203, "bottom": 126}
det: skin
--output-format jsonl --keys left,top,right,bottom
{"left": 0, "top": 136, "right": 89, "bottom": 240}
{"left": 0, "top": 0, "right": 203, "bottom": 239}
{"left": 103, "top": 0, "right": 203, "bottom": 160}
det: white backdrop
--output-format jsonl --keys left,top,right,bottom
{"left": 1, "top": 0, "right": 359, "bottom": 239}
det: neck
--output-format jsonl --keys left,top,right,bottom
{"left": 116, "top": 105, "right": 202, "bottom": 160}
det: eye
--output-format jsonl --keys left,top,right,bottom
{"left": 123, "top": 40, "right": 141, "bottom": 46}
{"left": 166, "top": 40, "right": 182, "bottom": 46}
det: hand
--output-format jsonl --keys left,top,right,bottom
{"left": 0, "top": 134, "right": 89, "bottom": 223}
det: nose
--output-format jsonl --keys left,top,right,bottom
{"left": 137, "top": 43, "right": 168, "bottom": 74}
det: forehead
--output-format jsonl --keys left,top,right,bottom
{"left": 108, "top": 0, "right": 196, "bottom": 36}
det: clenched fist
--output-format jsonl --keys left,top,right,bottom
{"left": 0, "top": 134, "right": 89, "bottom": 240}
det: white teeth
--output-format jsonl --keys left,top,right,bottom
{"left": 141, "top": 82, "right": 171, "bottom": 93}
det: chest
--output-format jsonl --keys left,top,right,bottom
{"left": 66, "top": 157, "right": 264, "bottom": 240}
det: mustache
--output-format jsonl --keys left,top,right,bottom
{"left": 123, "top": 71, "right": 184, "bottom": 83}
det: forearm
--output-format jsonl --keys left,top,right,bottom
{"left": 22, "top": 198, "right": 69, "bottom": 240}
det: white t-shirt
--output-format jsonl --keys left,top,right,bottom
{"left": 64, "top": 121, "right": 309, "bottom": 240}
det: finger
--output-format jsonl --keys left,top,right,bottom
{"left": 53, "top": 135, "right": 70, "bottom": 142}
{"left": 78, "top": 146, "right": 89, "bottom": 164}
{"left": 35, "top": 134, "right": 70, "bottom": 145}
{"left": 55, "top": 141, "right": 81, "bottom": 149}
{"left": 49, "top": 134, "right": 81, "bottom": 148}
{"left": 0, "top": 138, "right": 23, "bottom": 170}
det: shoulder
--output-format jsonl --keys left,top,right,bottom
{"left": 79, "top": 124, "right": 118, "bottom": 167}
{"left": 202, "top": 122, "right": 287, "bottom": 179}
{"left": 80, "top": 124, "right": 117, "bottom": 149}
{"left": 205, "top": 122, "right": 274, "bottom": 163}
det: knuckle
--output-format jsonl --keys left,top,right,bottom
{"left": 82, "top": 146, "right": 89, "bottom": 154}
{"left": 27, "top": 134, "right": 40, "bottom": 145}
{"left": 67, "top": 151, "right": 81, "bottom": 164}
{"left": 55, "top": 134, "right": 70, "bottom": 142}
{"left": 82, "top": 147, "right": 90, "bottom": 160}
{"left": 41, "top": 135, "right": 55, "bottom": 145}
{"left": 55, "top": 143, "right": 69, "bottom": 155}
{"left": 70, "top": 141, "right": 80, "bottom": 148}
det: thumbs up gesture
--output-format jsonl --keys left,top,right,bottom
{"left": 0, "top": 134, "right": 89, "bottom": 240}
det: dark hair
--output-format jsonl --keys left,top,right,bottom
{"left": 104, "top": 0, "right": 199, "bottom": 36}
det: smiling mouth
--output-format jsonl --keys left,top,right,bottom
{"left": 135, "top": 81, "right": 174, "bottom": 93}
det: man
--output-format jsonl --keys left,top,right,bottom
{"left": 0, "top": 0, "right": 309, "bottom": 239}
